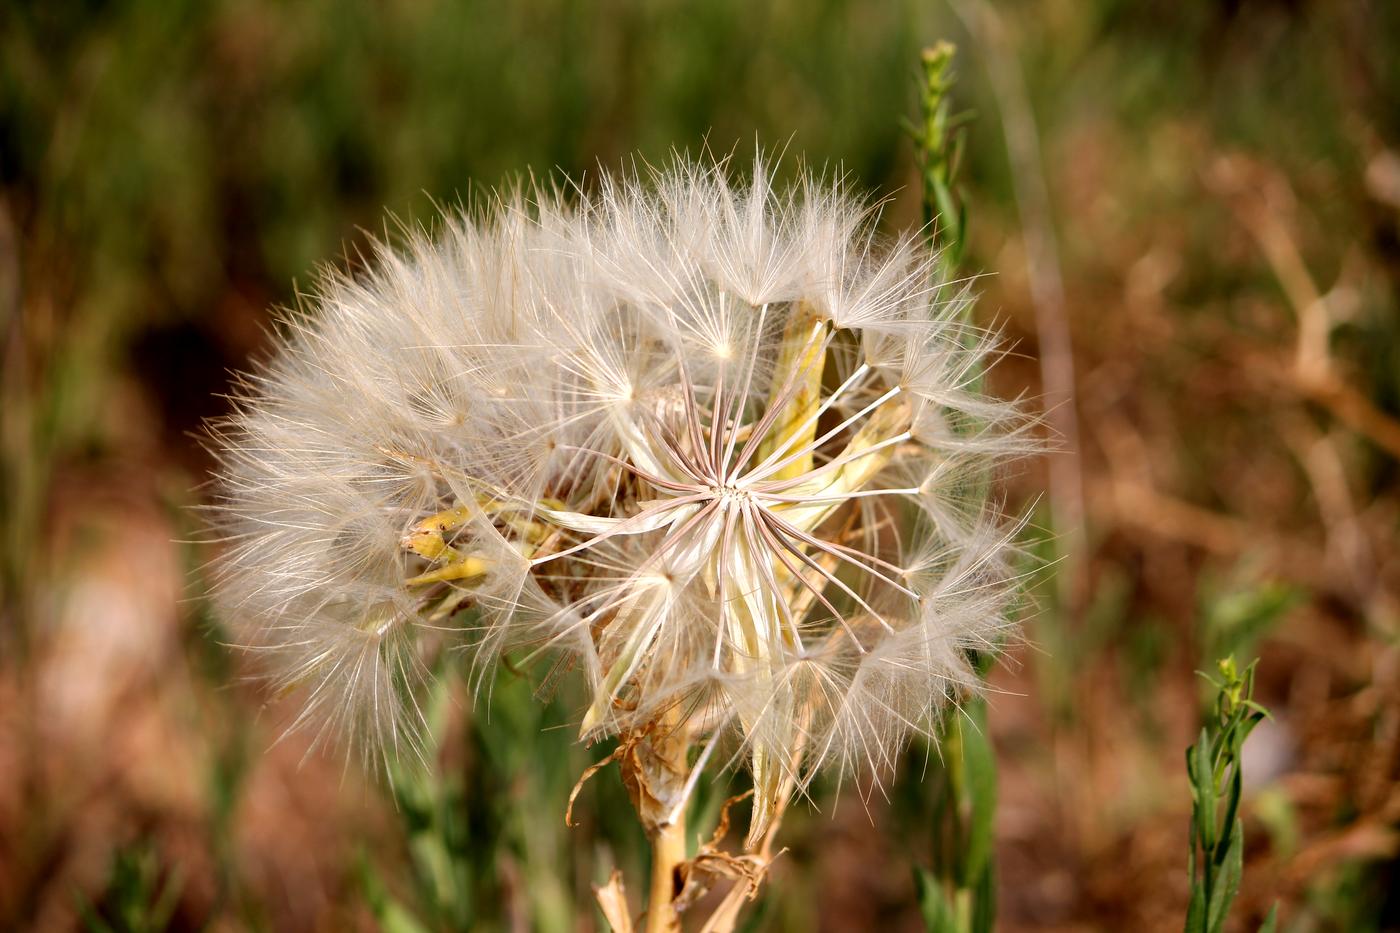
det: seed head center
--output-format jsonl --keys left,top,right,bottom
{"left": 710, "top": 483, "right": 750, "bottom": 505}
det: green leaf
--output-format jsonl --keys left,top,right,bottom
{"left": 378, "top": 898, "right": 435, "bottom": 933}
{"left": 1187, "top": 806, "right": 1199, "bottom": 881}
{"left": 1201, "top": 582, "right": 1302, "bottom": 662}
{"left": 960, "top": 706, "right": 998, "bottom": 887}
{"left": 1193, "top": 734, "right": 1217, "bottom": 853}
{"left": 1205, "top": 820, "right": 1244, "bottom": 933}
{"left": 360, "top": 856, "right": 434, "bottom": 933}
{"left": 1185, "top": 882, "right": 1207, "bottom": 933}
{"left": 971, "top": 857, "right": 997, "bottom": 933}
{"left": 1217, "top": 767, "right": 1243, "bottom": 868}
{"left": 916, "top": 868, "right": 959, "bottom": 933}
{"left": 1258, "top": 903, "right": 1279, "bottom": 933}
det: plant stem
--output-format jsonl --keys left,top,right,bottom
{"left": 644, "top": 728, "right": 690, "bottom": 933}
{"left": 646, "top": 810, "right": 686, "bottom": 933}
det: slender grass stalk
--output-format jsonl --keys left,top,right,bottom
{"left": 908, "top": 41, "right": 971, "bottom": 270}
{"left": 906, "top": 42, "right": 1001, "bottom": 933}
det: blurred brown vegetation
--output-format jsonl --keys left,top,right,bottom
{"left": 2, "top": 0, "right": 1398, "bottom": 930}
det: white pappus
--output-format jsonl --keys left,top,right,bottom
{"left": 206, "top": 155, "right": 1030, "bottom": 838}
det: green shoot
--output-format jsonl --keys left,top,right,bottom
{"left": 1185, "top": 656, "right": 1278, "bottom": 933}
{"left": 907, "top": 41, "right": 997, "bottom": 933}
{"left": 904, "top": 41, "right": 973, "bottom": 270}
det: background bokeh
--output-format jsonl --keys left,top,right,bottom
{"left": 3, "top": 0, "right": 1399, "bottom": 930}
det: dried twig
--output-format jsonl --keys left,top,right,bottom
{"left": 594, "top": 870, "right": 635, "bottom": 933}
{"left": 1206, "top": 155, "right": 1400, "bottom": 461}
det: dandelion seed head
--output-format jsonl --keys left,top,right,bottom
{"left": 206, "top": 153, "right": 1027, "bottom": 826}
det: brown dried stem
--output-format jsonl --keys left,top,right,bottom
{"left": 642, "top": 728, "right": 690, "bottom": 933}
{"left": 597, "top": 711, "right": 693, "bottom": 933}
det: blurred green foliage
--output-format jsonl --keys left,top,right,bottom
{"left": 75, "top": 842, "right": 185, "bottom": 933}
